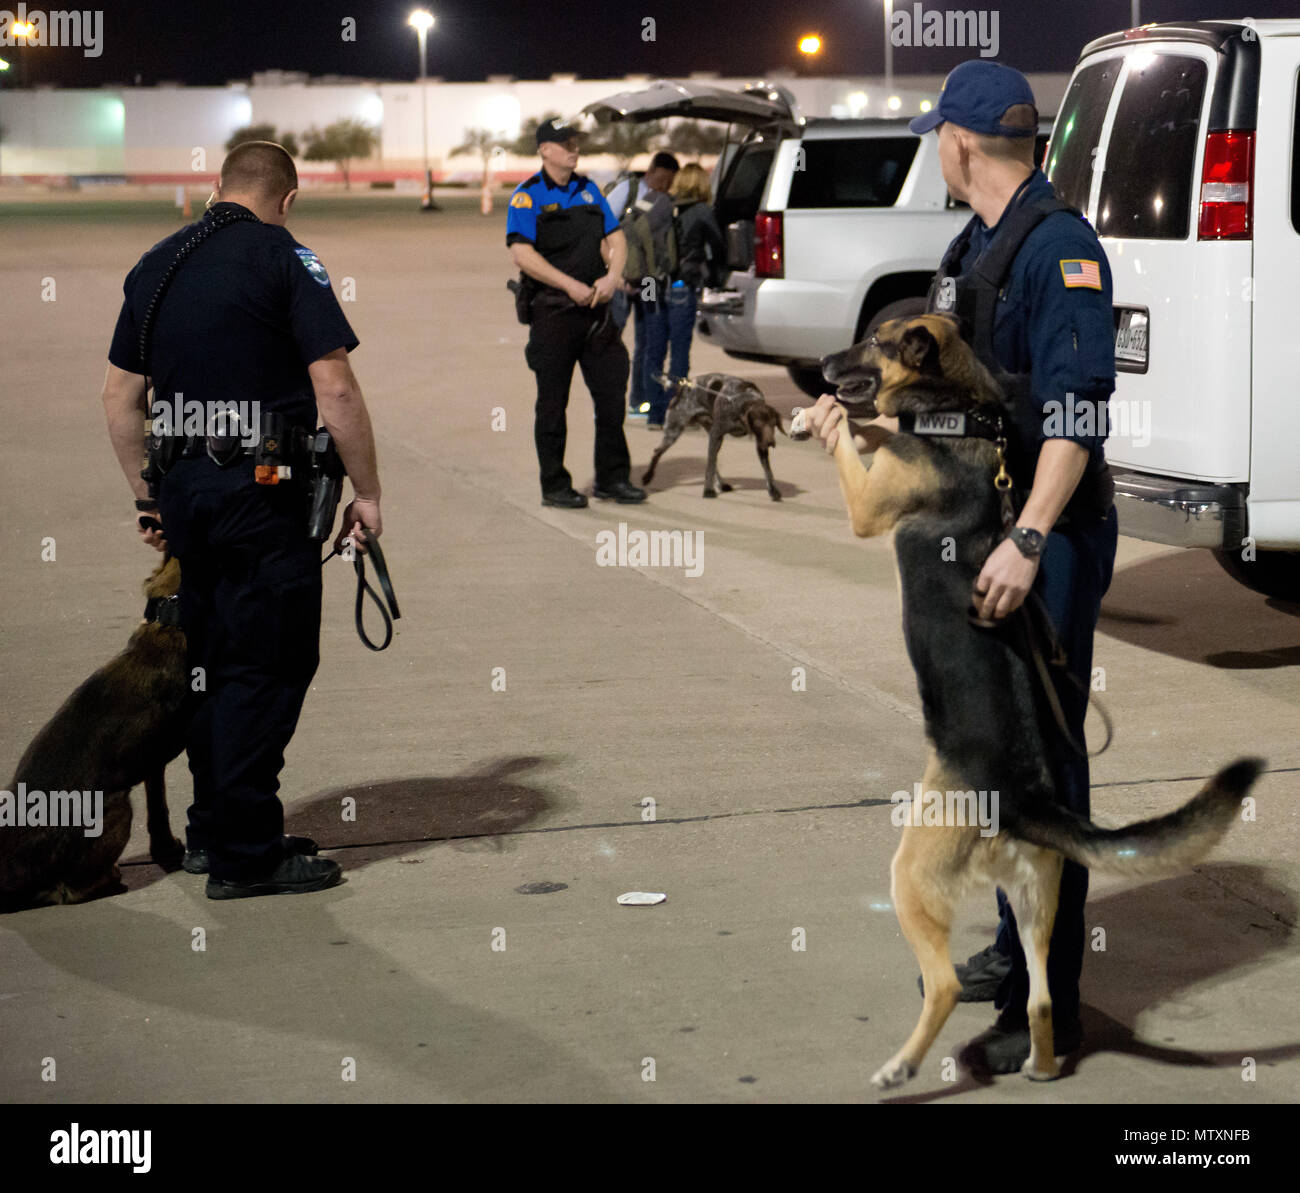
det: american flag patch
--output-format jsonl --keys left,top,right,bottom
{"left": 1060, "top": 259, "right": 1101, "bottom": 290}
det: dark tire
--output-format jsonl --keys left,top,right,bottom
{"left": 859, "top": 296, "right": 929, "bottom": 341}
{"left": 786, "top": 363, "right": 830, "bottom": 399}
{"left": 1213, "top": 548, "right": 1300, "bottom": 600}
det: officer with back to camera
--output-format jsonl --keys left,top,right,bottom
{"left": 101, "top": 140, "right": 383, "bottom": 900}
{"left": 807, "top": 61, "right": 1118, "bottom": 1073}
{"left": 507, "top": 118, "right": 646, "bottom": 508}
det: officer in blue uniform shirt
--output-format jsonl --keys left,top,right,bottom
{"left": 507, "top": 118, "right": 645, "bottom": 507}
{"left": 102, "top": 141, "right": 383, "bottom": 899}
{"left": 809, "top": 61, "right": 1119, "bottom": 1073}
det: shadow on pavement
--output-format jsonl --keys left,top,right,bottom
{"left": 881, "top": 863, "right": 1298, "bottom": 1103}
{"left": 1100, "top": 551, "right": 1300, "bottom": 670}
{"left": 633, "top": 452, "right": 805, "bottom": 501}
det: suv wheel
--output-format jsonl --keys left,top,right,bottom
{"left": 1213, "top": 549, "right": 1300, "bottom": 601}
{"left": 786, "top": 364, "right": 830, "bottom": 399}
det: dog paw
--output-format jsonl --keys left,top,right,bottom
{"left": 151, "top": 836, "right": 185, "bottom": 869}
{"left": 870, "top": 1058, "right": 916, "bottom": 1089}
{"left": 641, "top": 473, "right": 653, "bottom": 485}
{"left": 702, "top": 488, "right": 718, "bottom": 498}
{"left": 768, "top": 489, "right": 782, "bottom": 501}
{"left": 719, "top": 482, "right": 733, "bottom": 492}
{"left": 1021, "top": 1058, "right": 1061, "bottom": 1082}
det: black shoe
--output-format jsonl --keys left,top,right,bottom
{"left": 542, "top": 488, "right": 588, "bottom": 509}
{"left": 183, "top": 835, "right": 318, "bottom": 876}
{"left": 205, "top": 852, "right": 342, "bottom": 900}
{"left": 592, "top": 481, "right": 647, "bottom": 504}
{"left": 917, "top": 942, "right": 1011, "bottom": 1002}
{"left": 958, "top": 1013, "right": 1083, "bottom": 1076}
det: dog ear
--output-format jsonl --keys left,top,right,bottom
{"left": 899, "top": 325, "right": 941, "bottom": 374}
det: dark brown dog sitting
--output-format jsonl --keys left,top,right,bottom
{"left": 0, "top": 557, "right": 189, "bottom": 910}
{"left": 641, "top": 372, "right": 787, "bottom": 501}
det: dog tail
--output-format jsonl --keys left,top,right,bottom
{"left": 1006, "top": 758, "right": 1263, "bottom": 876}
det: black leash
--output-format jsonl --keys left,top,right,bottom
{"left": 322, "top": 528, "right": 401, "bottom": 652}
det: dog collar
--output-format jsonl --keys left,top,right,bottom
{"left": 144, "top": 594, "right": 182, "bottom": 627}
{"left": 896, "top": 409, "right": 1004, "bottom": 441}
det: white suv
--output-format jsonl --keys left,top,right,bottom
{"left": 1048, "top": 18, "right": 1300, "bottom": 597}
{"left": 585, "top": 80, "right": 1045, "bottom": 397}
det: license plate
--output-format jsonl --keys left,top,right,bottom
{"left": 1113, "top": 305, "right": 1149, "bottom": 374}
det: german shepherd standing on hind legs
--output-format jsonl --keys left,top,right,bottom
{"left": 803, "top": 313, "right": 1263, "bottom": 1088}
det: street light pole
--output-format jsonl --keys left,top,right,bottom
{"left": 884, "top": 0, "right": 893, "bottom": 97}
{"left": 408, "top": 10, "right": 438, "bottom": 211}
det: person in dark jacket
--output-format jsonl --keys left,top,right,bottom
{"left": 642, "top": 163, "right": 726, "bottom": 424}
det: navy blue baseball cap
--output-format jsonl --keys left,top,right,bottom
{"left": 909, "top": 60, "right": 1037, "bottom": 137}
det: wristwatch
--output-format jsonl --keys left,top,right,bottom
{"left": 1007, "top": 526, "right": 1046, "bottom": 558}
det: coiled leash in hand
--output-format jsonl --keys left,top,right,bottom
{"left": 322, "top": 528, "right": 401, "bottom": 652}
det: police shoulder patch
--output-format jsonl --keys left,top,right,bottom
{"left": 510, "top": 191, "right": 533, "bottom": 209}
{"left": 1059, "top": 258, "right": 1102, "bottom": 290}
{"left": 294, "top": 246, "right": 331, "bottom": 287}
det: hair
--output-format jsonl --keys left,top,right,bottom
{"left": 974, "top": 103, "right": 1039, "bottom": 164}
{"left": 649, "top": 151, "right": 680, "bottom": 174}
{"left": 670, "top": 162, "right": 712, "bottom": 203}
{"left": 220, "top": 141, "right": 299, "bottom": 202}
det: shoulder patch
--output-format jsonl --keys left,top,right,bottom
{"left": 580, "top": 189, "right": 596, "bottom": 204}
{"left": 294, "top": 247, "right": 331, "bottom": 287}
{"left": 1060, "top": 259, "right": 1102, "bottom": 290}
{"left": 510, "top": 191, "right": 533, "bottom": 209}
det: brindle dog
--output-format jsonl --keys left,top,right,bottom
{"left": 641, "top": 372, "right": 787, "bottom": 501}
{"left": 0, "top": 557, "right": 189, "bottom": 910}
{"left": 814, "top": 314, "right": 1262, "bottom": 1088}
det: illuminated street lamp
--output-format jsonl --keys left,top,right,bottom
{"left": 798, "top": 34, "right": 822, "bottom": 56}
{"left": 408, "top": 9, "right": 439, "bottom": 211}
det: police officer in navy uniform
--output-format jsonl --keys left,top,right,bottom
{"left": 102, "top": 141, "right": 384, "bottom": 899}
{"left": 809, "top": 61, "right": 1119, "bottom": 1073}
{"left": 507, "top": 118, "right": 645, "bottom": 508}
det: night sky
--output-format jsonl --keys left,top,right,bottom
{"left": 8, "top": 0, "right": 1300, "bottom": 88}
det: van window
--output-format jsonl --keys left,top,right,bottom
{"left": 1096, "top": 53, "right": 1207, "bottom": 239}
{"left": 715, "top": 143, "right": 775, "bottom": 227}
{"left": 1046, "top": 59, "right": 1121, "bottom": 211}
{"left": 787, "top": 138, "right": 918, "bottom": 208}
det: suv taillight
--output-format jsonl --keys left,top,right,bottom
{"left": 754, "top": 211, "right": 784, "bottom": 278}
{"left": 1198, "top": 130, "right": 1254, "bottom": 240}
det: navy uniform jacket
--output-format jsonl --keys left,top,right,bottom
{"left": 108, "top": 202, "right": 358, "bottom": 428}
{"left": 954, "top": 170, "right": 1115, "bottom": 461}
{"left": 505, "top": 168, "right": 620, "bottom": 294}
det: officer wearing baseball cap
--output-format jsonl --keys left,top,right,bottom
{"left": 809, "top": 60, "right": 1118, "bottom": 1074}
{"left": 506, "top": 118, "right": 646, "bottom": 507}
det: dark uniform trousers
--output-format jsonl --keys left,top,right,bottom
{"left": 525, "top": 303, "right": 631, "bottom": 494}
{"left": 158, "top": 457, "right": 321, "bottom": 881}
{"left": 995, "top": 503, "right": 1119, "bottom": 1027}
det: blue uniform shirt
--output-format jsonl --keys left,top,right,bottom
{"left": 956, "top": 170, "right": 1115, "bottom": 458}
{"left": 506, "top": 168, "right": 619, "bottom": 288}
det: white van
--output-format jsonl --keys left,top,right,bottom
{"left": 1048, "top": 18, "right": 1300, "bottom": 597}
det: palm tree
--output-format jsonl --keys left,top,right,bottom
{"left": 301, "top": 120, "right": 378, "bottom": 190}
{"left": 451, "top": 128, "right": 508, "bottom": 188}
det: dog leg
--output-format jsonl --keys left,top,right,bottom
{"left": 1012, "top": 851, "right": 1064, "bottom": 1081}
{"left": 703, "top": 423, "right": 726, "bottom": 498}
{"left": 756, "top": 443, "right": 781, "bottom": 501}
{"left": 871, "top": 792, "right": 964, "bottom": 1089}
{"left": 144, "top": 768, "right": 184, "bottom": 869}
{"left": 642, "top": 420, "right": 687, "bottom": 486}
{"left": 831, "top": 422, "right": 930, "bottom": 538}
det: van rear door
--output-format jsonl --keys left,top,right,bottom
{"left": 1049, "top": 36, "right": 1253, "bottom": 484}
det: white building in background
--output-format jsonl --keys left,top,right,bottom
{"left": 0, "top": 70, "right": 1069, "bottom": 183}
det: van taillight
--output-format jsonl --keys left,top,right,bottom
{"left": 1198, "top": 130, "right": 1254, "bottom": 240}
{"left": 754, "top": 211, "right": 784, "bottom": 277}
